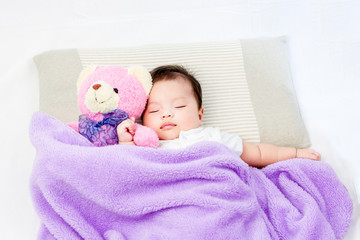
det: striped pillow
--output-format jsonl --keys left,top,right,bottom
{"left": 33, "top": 37, "right": 310, "bottom": 148}
{"left": 78, "top": 42, "right": 259, "bottom": 143}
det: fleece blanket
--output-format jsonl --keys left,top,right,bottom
{"left": 29, "top": 112, "right": 352, "bottom": 240}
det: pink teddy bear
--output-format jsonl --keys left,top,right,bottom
{"left": 70, "top": 65, "right": 158, "bottom": 148}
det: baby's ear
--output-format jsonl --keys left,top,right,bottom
{"left": 128, "top": 66, "right": 152, "bottom": 95}
{"left": 77, "top": 65, "right": 97, "bottom": 93}
{"left": 199, "top": 107, "right": 204, "bottom": 121}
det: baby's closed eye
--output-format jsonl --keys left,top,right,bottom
{"left": 175, "top": 105, "right": 186, "bottom": 109}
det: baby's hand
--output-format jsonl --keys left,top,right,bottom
{"left": 296, "top": 148, "right": 321, "bottom": 161}
{"left": 117, "top": 117, "right": 135, "bottom": 144}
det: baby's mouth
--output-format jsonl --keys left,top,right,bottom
{"left": 160, "top": 122, "right": 176, "bottom": 130}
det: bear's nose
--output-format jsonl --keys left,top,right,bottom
{"left": 93, "top": 84, "right": 101, "bottom": 90}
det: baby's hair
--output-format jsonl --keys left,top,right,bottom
{"left": 150, "top": 65, "right": 202, "bottom": 109}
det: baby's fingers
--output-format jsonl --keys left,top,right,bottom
{"left": 117, "top": 119, "right": 135, "bottom": 133}
{"left": 307, "top": 149, "right": 321, "bottom": 161}
{"left": 127, "top": 118, "right": 136, "bottom": 134}
{"left": 297, "top": 148, "right": 321, "bottom": 161}
{"left": 312, "top": 151, "right": 321, "bottom": 161}
{"left": 118, "top": 132, "right": 133, "bottom": 142}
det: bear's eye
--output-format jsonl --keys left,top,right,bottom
{"left": 113, "top": 88, "right": 118, "bottom": 94}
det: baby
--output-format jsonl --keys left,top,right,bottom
{"left": 117, "top": 65, "right": 321, "bottom": 167}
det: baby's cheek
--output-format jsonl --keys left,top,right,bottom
{"left": 143, "top": 115, "right": 158, "bottom": 129}
{"left": 182, "top": 117, "right": 200, "bottom": 130}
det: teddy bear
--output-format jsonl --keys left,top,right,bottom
{"left": 70, "top": 65, "right": 158, "bottom": 148}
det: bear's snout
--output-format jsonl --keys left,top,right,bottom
{"left": 84, "top": 81, "right": 120, "bottom": 114}
{"left": 93, "top": 84, "right": 101, "bottom": 90}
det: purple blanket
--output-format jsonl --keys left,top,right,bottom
{"left": 29, "top": 112, "right": 352, "bottom": 240}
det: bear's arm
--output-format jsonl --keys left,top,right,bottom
{"left": 67, "top": 122, "right": 79, "bottom": 132}
{"left": 133, "top": 123, "right": 159, "bottom": 148}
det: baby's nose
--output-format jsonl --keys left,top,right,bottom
{"left": 162, "top": 113, "right": 173, "bottom": 118}
{"left": 93, "top": 84, "right": 101, "bottom": 90}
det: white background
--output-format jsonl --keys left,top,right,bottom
{"left": 1, "top": 0, "right": 359, "bottom": 239}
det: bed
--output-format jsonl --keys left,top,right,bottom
{"left": 28, "top": 37, "right": 358, "bottom": 239}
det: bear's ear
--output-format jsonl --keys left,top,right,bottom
{"left": 77, "top": 65, "right": 98, "bottom": 93}
{"left": 128, "top": 66, "right": 152, "bottom": 95}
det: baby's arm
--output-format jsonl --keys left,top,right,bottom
{"left": 241, "top": 142, "right": 321, "bottom": 167}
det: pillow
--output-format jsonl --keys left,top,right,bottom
{"left": 33, "top": 37, "right": 311, "bottom": 148}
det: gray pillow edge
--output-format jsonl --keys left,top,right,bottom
{"left": 33, "top": 49, "right": 83, "bottom": 122}
{"left": 241, "top": 36, "right": 311, "bottom": 148}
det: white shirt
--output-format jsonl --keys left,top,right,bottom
{"left": 159, "top": 126, "right": 243, "bottom": 156}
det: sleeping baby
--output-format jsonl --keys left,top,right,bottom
{"left": 117, "top": 65, "right": 321, "bottom": 167}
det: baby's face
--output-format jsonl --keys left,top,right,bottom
{"left": 143, "top": 77, "right": 203, "bottom": 140}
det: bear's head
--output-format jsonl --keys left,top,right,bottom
{"left": 77, "top": 65, "right": 152, "bottom": 120}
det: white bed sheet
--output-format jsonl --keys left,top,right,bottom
{"left": 1, "top": 0, "right": 359, "bottom": 239}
